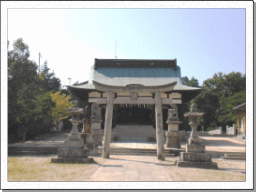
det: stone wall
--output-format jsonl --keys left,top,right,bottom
{"left": 226, "top": 124, "right": 236, "bottom": 135}
{"left": 208, "top": 127, "right": 223, "bottom": 135}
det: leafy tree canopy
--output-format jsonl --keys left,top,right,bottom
{"left": 8, "top": 38, "right": 68, "bottom": 142}
{"left": 191, "top": 72, "right": 246, "bottom": 130}
{"left": 182, "top": 76, "right": 200, "bottom": 88}
{"left": 50, "top": 91, "right": 73, "bottom": 122}
{"left": 38, "top": 61, "right": 61, "bottom": 92}
{"left": 217, "top": 90, "right": 246, "bottom": 125}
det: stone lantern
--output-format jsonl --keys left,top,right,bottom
{"left": 176, "top": 103, "right": 218, "bottom": 169}
{"left": 51, "top": 100, "right": 93, "bottom": 163}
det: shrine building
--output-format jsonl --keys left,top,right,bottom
{"left": 68, "top": 58, "right": 201, "bottom": 159}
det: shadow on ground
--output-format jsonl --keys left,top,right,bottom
{"left": 108, "top": 156, "right": 177, "bottom": 167}
{"left": 201, "top": 139, "right": 245, "bottom": 147}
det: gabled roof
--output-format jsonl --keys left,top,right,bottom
{"left": 68, "top": 79, "right": 201, "bottom": 92}
{"left": 68, "top": 58, "right": 201, "bottom": 103}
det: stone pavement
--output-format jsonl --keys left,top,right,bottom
{"left": 89, "top": 155, "right": 175, "bottom": 181}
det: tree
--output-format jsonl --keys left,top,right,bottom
{"left": 8, "top": 38, "right": 39, "bottom": 140}
{"left": 182, "top": 76, "right": 200, "bottom": 87}
{"left": 181, "top": 76, "right": 200, "bottom": 131}
{"left": 50, "top": 91, "right": 73, "bottom": 123}
{"left": 8, "top": 38, "right": 63, "bottom": 141}
{"left": 193, "top": 91, "right": 220, "bottom": 129}
{"left": 202, "top": 72, "right": 245, "bottom": 97}
{"left": 8, "top": 38, "right": 30, "bottom": 61}
{"left": 192, "top": 72, "right": 246, "bottom": 130}
{"left": 181, "top": 76, "right": 189, "bottom": 86}
{"left": 38, "top": 60, "right": 61, "bottom": 92}
{"left": 217, "top": 90, "right": 246, "bottom": 125}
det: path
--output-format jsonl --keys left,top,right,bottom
{"left": 8, "top": 133, "right": 246, "bottom": 181}
{"left": 89, "top": 155, "right": 174, "bottom": 181}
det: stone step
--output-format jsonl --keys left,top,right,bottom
{"left": 98, "top": 151, "right": 176, "bottom": 157}
{"left": 112, "top": 132, "right": 156, "bottom": 134}
{"left": 98, "top": 147, "right": 184, "bottom": 156}
{"left": 222, "top": 152, "right": 246, "bottom": 160}
{"left": 111, "top": 136, "right": 156, "bottom": 142}
{"left": 112, "top": 129, "right": 155, "bottom": 131}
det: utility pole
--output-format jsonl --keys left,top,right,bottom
{"left": 68, "top": 78, "right": 72, "bottom": 85}
{"left": 38, "top": 52, "right": 42, "bottom": 73}
{"left": 115, "top": 39, "right": 117, "bottom": 59}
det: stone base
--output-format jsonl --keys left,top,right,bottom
{"left": 180, "top": 152, "right": 212, "bottom": 162}
{"left": 188, "top": 137, "right": 201, "bottom": 145}
{"left": 57, "top": 147, "right": 88, "bottom": 158}
{"left": 85, "top": 143, "right": 99, "bottom": 156}
{"left": 176, "top": 161, "right": 218, "bottom": 169}
{"left": 157, "top": 153, "right": 165, "bottom": 161}
{"left": 166, "top": 131, "right": 180, "bottom": 148}
{"left": 51, "top": 146, "right": 92, "bottom": 163}
{"left": 51, "top": 157, "right": 94, "bottom": 164}
{"left": 91, "top": 129, "right": 103, "bottom": 145}
{"left": 68, "top": 133, "right": 83, "bottom": 141}
{"left": 185, "top": 144, "right": 205, "bottom": 153}
{"left": 63, "top": 140, "right": 84, "bottom": 148}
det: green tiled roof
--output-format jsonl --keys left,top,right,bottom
{"left": 69, "top": 58, "right": 201, "bottom": 93}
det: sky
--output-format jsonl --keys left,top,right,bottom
{"left": 8, "top": 8, "right": 246, "bottom": 87}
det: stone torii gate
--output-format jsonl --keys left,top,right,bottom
{"left": 92, "top": 80, "right": 177, "bottom": 160}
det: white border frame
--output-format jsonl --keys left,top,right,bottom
{"left": 1, "top": 1, "right": 253, "bottom": 190}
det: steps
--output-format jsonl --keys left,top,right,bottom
{"left": 98, "top": 146, "right": 184, "bottom": 157}
{"left": 8, "top": 147, "right": 58, "bottom": 156}
{"left": 111, "top": 125, "right": 156, "bottom": 142}
{"left": 222, "top": 152, "right": 246, "bottom": 160}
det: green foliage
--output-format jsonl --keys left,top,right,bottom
{"left": 190, "top": 72, "right": 245, "bottom": 130}
{"left": 8, "top": 38, "right": 30, "bottom": 61}
{"left": 181, "top": 76, "right": 200, "bottom": 131}
{"left": 193, "top": 91, "right": 220, "bottom": 128}
{"left": 38, "top": 61, "right": 61, "bottom": 92}
{"left": 182, "top": 76, "right": 200, "bottom": 88}
{"left": 50, "top": 91, "right": 73, "bottom": 121}
{"left": 8, "top": 38, "right": 66, "bottom": 142}
{"left": 217, "top": 90, "right": 246, "bottom": 124}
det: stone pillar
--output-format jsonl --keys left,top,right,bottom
{"left": 188, "top": 121, "right": 201, "bottom": 145}
{"left": 155, "top": 91, "right": 165, "bottom": 161}
{"left": 102, "top": 92, "right": 114, "bottom": 158}
{"left": 237, "top": 116, "right": 240, "bottom": 134}
{"left": 68, "top": 118, "right": 82, "bottom": 140}
{"left": 91, "top": 122, "right": 103, "bottom": 145}
{"left": 90, "top": 103, "right": 103, "bottom": 146}
{"left": 166, "top": 108, "right": 181, "bottom": 148}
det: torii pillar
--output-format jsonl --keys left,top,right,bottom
{"left": 155, "top": 91, "right": 165, "bottom": 161}
{"left": 102, "top": 91, "right": 114, "bottom": 158}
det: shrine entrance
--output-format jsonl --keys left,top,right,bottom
{"left": 111, "top": 104, "right": 156, "bottom": 142}
{"left": 116, "top": 105, "right": 153, "bottom": 125}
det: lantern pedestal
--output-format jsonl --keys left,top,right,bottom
{"left": 166, "top": 121, "right": 181, "bottom": 148}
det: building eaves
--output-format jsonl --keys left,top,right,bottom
{"left": 233, "top": 103, "right": 246, "bottom": 111}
